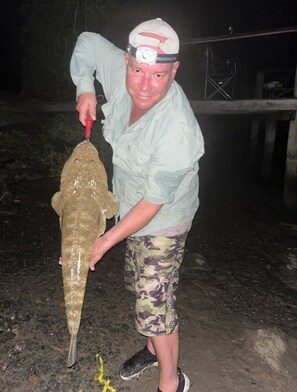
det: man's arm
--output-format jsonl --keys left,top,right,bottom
{"left": 89, "top": 198, "right": 163, "bottom": 270}
{"left": 70, "top": 32, "right": 98, "bottom": 125}
{"left": 70, "top": 32, "right": 125, "bottom": 125}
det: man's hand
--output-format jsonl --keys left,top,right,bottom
{"left": 76, "top": 92, "right": 97, "bottom": 126}
{"left": 89, "top": 236, "right": 110, "bottom": 271}
{"left": 88, "top": 199, "right": 162, "bottom": 271}
{"left": 58, "top": 236, "right": 109, "bottom": 271}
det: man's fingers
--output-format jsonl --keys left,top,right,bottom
{"left": 89, "top": 251, "right": 103, "bottom": 271}
{"left": 89, "top": 252, "right": 98, "bottom": 271}
{"left": 79, "top": 110, "right": 87, "bottom": 126}
{"left": 76, "top": 103, "right": 88, "bottom": 125}
{"left": 89, "top": 104, "right": 97, "bottom": 121}
{"left": 76, "top": 93, "right": 97, "bottom": 125}
{"left": 59, "top": 255, "right": 97, "bottom": 270}
{"left": 89, "top": 258, "right": 97, "bottom": 271}
{"left": 77, "top": 106, "right": 96, "bottom": 125}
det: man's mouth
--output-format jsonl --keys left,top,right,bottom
{"left": 137, "top": 93, "right": 151, "bottom": 99}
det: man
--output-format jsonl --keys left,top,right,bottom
{"left": 70, "top": 18, "right": 204, "bottom": 392}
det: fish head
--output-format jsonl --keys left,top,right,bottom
{"left": 60, "top": 141, "right": 108, "bottom": 193}
{"left": 71, "top": 141, "right": 99, "bottom": 166}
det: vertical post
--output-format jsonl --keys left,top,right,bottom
{"left": 284, "top": 64, "right": 297, "bottom": 210}
{"left": 204, "top": 44, "right": 209, "bottom": 100}
{"left": 261, "top": 120, "right": 277, "bottom": 179}
{"left": 248, "top": 71, "right": 264, "bottom": 173}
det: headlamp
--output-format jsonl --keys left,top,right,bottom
{"left": 127, "top": 44, "right": 178, "bottom": 65}
{"left": 135, "top": 47, "right": 158, "bottom": 66}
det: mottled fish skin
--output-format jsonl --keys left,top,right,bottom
{"left": 51, "top": 141, "right": 119, "bottom": 367}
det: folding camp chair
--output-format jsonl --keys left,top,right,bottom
{"left": 204, "top": 49, "right": 237, "bottom": 100}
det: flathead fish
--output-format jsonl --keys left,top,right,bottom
{"left": 51, "top": 140, "right": 119, "bottom": 367}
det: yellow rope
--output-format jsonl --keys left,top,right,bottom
{"left": 78, "top": 354, "right": 116, "bottom": 392}
{"left": 94, "top": 354, "right": 117, "bottom": 392}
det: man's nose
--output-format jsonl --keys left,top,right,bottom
{"left": 140, "top": 74, "right": 151, "bottom": 91}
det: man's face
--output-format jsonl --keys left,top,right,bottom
{"left": 124, "top": 52, "right": 179, "bottom": 113}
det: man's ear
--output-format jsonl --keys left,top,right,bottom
{"left": 170, "top": 61, "right": 180, "bottom": 82}
{"left": 173, "top": 61, "right": 180, "bottom": 73}
{"left": 124, "top": 52, "right": 129, "bottom": 65}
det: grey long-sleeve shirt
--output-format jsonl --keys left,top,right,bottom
{"left": 70, "top": 32, "right": 204, "bottom": 236}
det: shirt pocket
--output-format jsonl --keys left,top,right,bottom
{"left": 127, "top": 144, "right": 151, "bottom": 174}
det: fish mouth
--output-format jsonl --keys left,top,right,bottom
{"left": 74, "top": 140, "right": 97, "bottom": 151}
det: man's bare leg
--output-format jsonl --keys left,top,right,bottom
{"left": 147, "top": 332, "right": 179, "bottom": 392}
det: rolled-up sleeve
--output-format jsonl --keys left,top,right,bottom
{"left": 70, "top": 33, "right": 97, "bottom": 99}
{"left": 70, "top": 32, "right": 125, "bottom": 100}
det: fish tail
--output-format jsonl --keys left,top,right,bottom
{"left": 67, "top": 335, "right": 77, "bottom": 368}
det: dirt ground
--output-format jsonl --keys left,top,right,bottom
{"left": 1, "top": 119, "right": 297, "bottom": 392}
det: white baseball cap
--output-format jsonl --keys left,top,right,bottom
{"left": 127, "top": 18, "right": 179, "bottom": 65}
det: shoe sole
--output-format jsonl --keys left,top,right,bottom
{"left": 182, "top": 373, "right": 190, "bottom": 392}
{"left": 120, "top": 361, "right": 159, "bottom": 381}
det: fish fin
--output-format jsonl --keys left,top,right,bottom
{"left": 67, "top": 335, "right": 77, "bottom": 368}
{"left": 51, "top": 191, "right": 63, "bottom": 217}
{"left": 101, "top": 191, "right": 120, "bottom": 219}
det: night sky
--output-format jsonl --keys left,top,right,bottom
{"left": 0, "top": 0, "right": 296, "bottom": 94}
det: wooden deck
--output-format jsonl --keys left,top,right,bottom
{"left": 1, "top": 98, "right": 296, "bottom": 116}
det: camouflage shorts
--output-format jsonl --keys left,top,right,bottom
{"left": 124, "top": 232, "right": 188, "bottom": 337}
